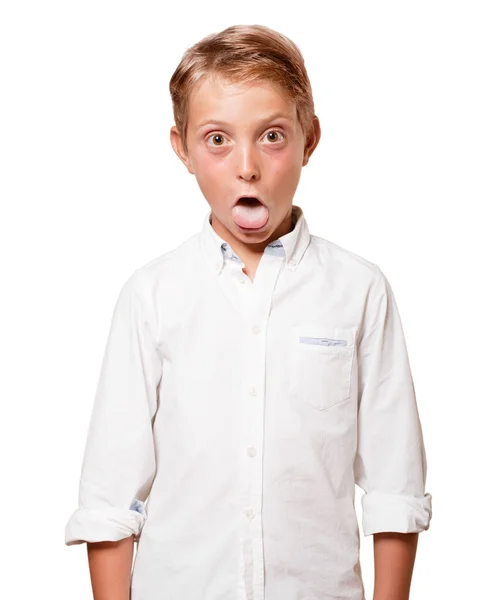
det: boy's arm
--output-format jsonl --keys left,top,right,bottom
{"left": 354, "top": 266, "right": 432, "bottom": 597}
{"left": 64, "top": 270, "right": 162, "bottom": 591}
{"left": 372, "top": 532, "right": 418, "bottom": 600}
{"left": 87, "top": 536, "right": 135, "bottom": 600}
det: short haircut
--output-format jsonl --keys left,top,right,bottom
{"left": 169, "top": 24, "right": 316, "bottom": 154}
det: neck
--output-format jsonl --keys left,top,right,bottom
{"left": 211, "top": 207, "right": 295, "bottom": 261}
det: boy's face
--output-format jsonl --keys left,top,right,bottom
{"left": 170, "top": 75, "right": 320, "bottom": 253}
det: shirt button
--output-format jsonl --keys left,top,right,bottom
{"left": 249, "top": 386, "right": 257, "bottom": 397}
{"left": 238, "top": 278, "right": 246, "bottom": 284}
{"left": 244, "top": 508, "right": 255, "bottom": 519}
{"left": 247, "top": 447, "right": 257, "bottom": 457}
{"left": 252, "top": 324, "right": 261, "bottom": 335}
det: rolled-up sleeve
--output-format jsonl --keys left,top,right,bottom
{"left": 65, "top": 270, "right": 162, "bottom": 545}
{"left": 354, "top": 265, "right": 432, "bottom": 536}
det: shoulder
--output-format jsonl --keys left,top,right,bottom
{"left": 115, "top": 233, "right": 200, "bottom": 311}
{"left": 309, "top": 234, "right": 382, "bottom": 287}
{"left": 126, "top": 232, "right": 199, "bottom": 289}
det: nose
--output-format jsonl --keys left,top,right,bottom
{"left": 236, "top": 144, "right": 260, "bottom": 181}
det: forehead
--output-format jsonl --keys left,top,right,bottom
{"left": 189, "top": 75, "right": 296, "bottom": 128}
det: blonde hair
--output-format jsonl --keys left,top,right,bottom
{"left": 169, "top": 24, "right": 316, "bottom": 154}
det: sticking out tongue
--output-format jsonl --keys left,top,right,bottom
{"left": 232, "top": 198, "right": 269, "bottom": 229}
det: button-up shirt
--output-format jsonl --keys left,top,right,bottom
{"left": 65, "top": 204, "right": 432, "bottom": 600}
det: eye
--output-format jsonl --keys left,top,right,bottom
{"left": 207, "top": 133, "right": 226, "bottom": 147}
{"left": 206, "top": 129, "right": 286, "bottom": 147}
{"left": 264, "top": 130, "right": 285, "bottom": 143}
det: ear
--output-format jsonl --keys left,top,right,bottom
{"left": 170, "top": 126, "right": 195, "bottom": 174}
{"left": 302, "top": 116, "right": 321, "bottom": 166}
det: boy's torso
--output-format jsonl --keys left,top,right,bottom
{"left": 129, "top": 206, "right": 375, "bottom": 600}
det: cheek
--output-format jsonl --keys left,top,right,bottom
{"left": 195, "top": 150, "right": 230, "bottom": 175}
{"left": 269, "top": 149, "right": 302, "bottom": 178}
{"left": 193, "top": 152, "right": 227, "bottom": 185}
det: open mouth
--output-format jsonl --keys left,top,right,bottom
{"left": 232, "top": 195, "right": 269, "bottom": 230}
{"left": 235, "top": 197, "right": 263, "bottom": 206}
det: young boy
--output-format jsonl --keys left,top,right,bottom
{"left": 65, "top": 24, "right": 432, "bottom": 600}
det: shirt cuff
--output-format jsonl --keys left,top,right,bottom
{"left": 64, "top": 499, "right": 147, "bottom": 545}
{"left": 361, "top": 491, "right": 433, "bottom": 536}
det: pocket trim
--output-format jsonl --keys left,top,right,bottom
{"left": 299, "top": 335, "right": 348, "bottom": 347}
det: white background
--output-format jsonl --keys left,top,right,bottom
{"left": 1, "top": 1, "right": 493, "bottom": 598}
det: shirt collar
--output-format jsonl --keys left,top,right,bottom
{"left": 199, "top": 204, "right": 311, "bottom": 275}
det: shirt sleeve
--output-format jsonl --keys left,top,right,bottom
{"left": 64, "top": 270, "right": 162, "bottom": 545}
{"left": 353, "top": 265, "right": 432, "bottom": 536}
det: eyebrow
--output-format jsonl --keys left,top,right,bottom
{"left": 195, "top": 112, "right": 293, "bottom": 131}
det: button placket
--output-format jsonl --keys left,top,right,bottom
{"left": 242, "top": 319, "right": 265, "bottom": 598}
{"left": 236, "top": 256, "right": 282, "bottom": 600}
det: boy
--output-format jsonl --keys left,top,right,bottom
{"left": 65, "top": 24, "right": 432, "bottom": 600}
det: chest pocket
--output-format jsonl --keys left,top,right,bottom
{"left": 289, "top": 325, "right": 356, "bottom": 410}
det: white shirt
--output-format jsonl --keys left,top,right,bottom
{"left": 65, "top": 204, "right": 432, "bottom": 600}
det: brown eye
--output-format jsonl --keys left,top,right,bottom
{"left": 265, "top": 130, "right": 285, "bottom": 143}
{"left": 208, "top": 134, "right": 225, "bottom": 146}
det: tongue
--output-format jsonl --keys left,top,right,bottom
{"left": 232, "top": 200, "right": 269, "bottom": 229}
